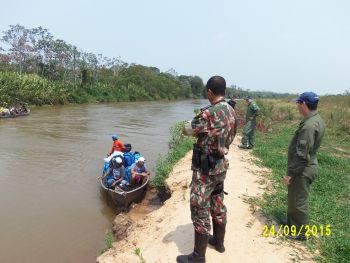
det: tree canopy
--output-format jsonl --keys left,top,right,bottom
{"left": 0, "top": 24, "right": 296, "bottom": 106}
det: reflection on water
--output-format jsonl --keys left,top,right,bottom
{"left": 0, "top": 100, "right": 207, "bottom": 263}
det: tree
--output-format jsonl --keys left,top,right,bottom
{"left": 1, "top": 24, "right": 34, "bottom": 74}
{"left": 189, "top": 76, "right": 204, "bottom": 98}
{"left": 29, "top": 26, "right": 54, "bottom": 75}
{"left": 165, "top": 68, "right": 178, "bottom": 76}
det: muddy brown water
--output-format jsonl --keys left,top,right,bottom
{"left": 0, "top": 100, "right": 207, "bottom": 263}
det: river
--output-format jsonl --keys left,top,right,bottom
{"left": 0, "top": 100, "right": 207, "bottom": 263}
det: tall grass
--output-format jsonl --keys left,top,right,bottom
{"left": 318, "top": 95, "right": 350, "bottom": 137}
{"left": 250, "top": 96, "right": 350, "bottom": 263}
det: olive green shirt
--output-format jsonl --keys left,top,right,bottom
{"left": 287, "top": 111, "right": 325, "bottom": 177}
{"left": 246, "top": 102, "right": 260, "bottom": 121}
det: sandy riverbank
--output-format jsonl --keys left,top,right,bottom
{"left": 97, "top": 137, "right": 314, "bottom": 263}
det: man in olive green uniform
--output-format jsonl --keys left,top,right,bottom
{"left": 177, "top": 76, "right": 236, "bottom": 263}
{"left": 283, "top": 92, "right": 325, "bottom": 240}
{"left": 238, "top": 96, "right": 260, "bottom": 149}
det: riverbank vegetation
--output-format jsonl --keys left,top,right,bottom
{"left": 247, "top": 95, "right": 349, "bottom": 263}
{"left": 100, "top": 230, "right": 115, "bottom": 254}
{"left": 152, "top": 121, "right": 194, "bottom": 199}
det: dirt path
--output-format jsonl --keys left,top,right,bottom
{"left": 97, "top": 137, "right": 313, "bottom": 263}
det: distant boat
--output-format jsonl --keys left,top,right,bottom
{"left": 100, "top": 176, "right": 149, "bottom": 208}
{"left": 0, "top": 110, "right": 30, "bottom": 119}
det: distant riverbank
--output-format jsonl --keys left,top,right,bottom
{"left": 0, "top": 69, "right": 202, "bottom": 107}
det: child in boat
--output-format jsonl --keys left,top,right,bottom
{"left": 130, "top": 157, "right": 151, "bottom": 185}
{"left": 101, "top": 157, "right": 126, "bottom": 189}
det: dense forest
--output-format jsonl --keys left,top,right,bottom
{"left": 0, "top": 24, "right": 294, "bottom": 106}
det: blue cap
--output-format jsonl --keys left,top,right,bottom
{"left": 293, "top": 92, "right": 319, "bottom": 104}
{"left": 111, "top": 134, "right": 118, "bottom": 140}
{"left": 245, "top": 95, "right": 252, "bottom": 100}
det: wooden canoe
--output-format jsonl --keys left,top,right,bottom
{"left": 0, "top": 110, "right": 30, "bottom": 119}
{"left": 100, "top": 175, "right": 149, "bottom": 208}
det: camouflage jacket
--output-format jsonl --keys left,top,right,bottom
{"left": 287, "top": 111, "right": 325, "bottom": 177}
{"left": 191, "top": 99, "right": 236, "bottom": 175}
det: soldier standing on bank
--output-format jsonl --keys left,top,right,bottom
{"left": 238, "top": 96, "right": 260, "bottom": 149}
{"left": 283, "top": 92, "right": 325, "bottom": 240}
{"left": 177, "top": 76, "right": 236, "bottom": 263}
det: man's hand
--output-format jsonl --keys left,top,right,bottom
{"left": 283, "top": 176, "right": 292, "bottom": 185}
{"left": 183, "top": 121, "right": 194, "bottom": 136}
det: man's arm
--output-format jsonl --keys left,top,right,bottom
{"left": 183, "top": 110, "right": 210, "bottom": 136}
{"left": 249, "top": 103, "right": 260, "bottom": 119}
{"left": 115, "top": 176, "right": 124, "bottom": 183}
{"left": 142, "top": 166, "right": 151, "bottom": 176}
{"left": 131, "top": 166, "right": 137, "bottom": 177}
{"left": 99, "top": 168, "right": 111, "bottom": 179}
{"left": 141, "top": 171, "right": 151, "bottom": 176}
{"left": 286, "top": 126, "right": 315, "bottom": 177}
{"left": 225, "top": 109, "right": 236, "bottom": 149}
{"left": 131, "top": 166, "right": 143, "bottom": 177}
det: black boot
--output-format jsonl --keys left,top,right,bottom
{"left": 176, "top": 231, "right": 208, "bottom": 263}
{"left": 208, "top": 221, "right": 225, "bottom": 253}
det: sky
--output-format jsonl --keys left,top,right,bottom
{"left": 0, "top": 0, "right": 349, "bottom": 95}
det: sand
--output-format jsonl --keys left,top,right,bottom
{"left": 97, "top": 137, "right": 314, "bottom": 263}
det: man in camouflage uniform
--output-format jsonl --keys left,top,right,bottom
{"left": 177, "top": 76, "right": 236, "bottom": 263}
{"left": 238, "top": 96, "right": 260, "bottom": 149}
{"left": 283, "top": 92, "right": 325, "bottom": 240}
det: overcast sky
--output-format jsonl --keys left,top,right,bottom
{"left": 1, "top": 0, "right": 349, "bottom": 95}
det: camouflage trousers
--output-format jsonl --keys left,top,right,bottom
{"left": 190, "top": 170, "right": 227, "bottom": 235}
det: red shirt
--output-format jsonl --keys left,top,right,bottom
{"left": 109, "top": 140, "right": 125, "bottom": 155}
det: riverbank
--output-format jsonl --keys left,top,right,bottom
{"left": 0, "top": 69, "right": 199, "bottom": 106}
{"left": 97, "top": 136, "right": 314, "bottom": 263}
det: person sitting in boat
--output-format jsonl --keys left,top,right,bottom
{"left": 130, "top": 157, "right": 150, "bottom": 185}
{"left": 0, "top": 106, "right": 8, "bottom": 116}
{"left": 9, "top": 106, "right": 17, "bottom": 115}
{"left": 0, "top": 103, "right": 11, "bottom": 116}
{"left": 101, "top": 157, "right": 126, "bottom": 189}
{"left": 107, "top": 134, "right": 126, "bottom": 157}
{"left": 19, "top": 104, "right": 28, "bottom": 113}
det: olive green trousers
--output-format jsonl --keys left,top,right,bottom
{"left": 287, "top": 175, "right": 311, "bottom": 230}
{"left": 241, "top": 120, "right": 256, "bottom": 147}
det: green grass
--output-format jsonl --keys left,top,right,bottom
{"left": 99, "top": 230, "right": 115, "bottom": 254}
{"left": 134, "top": 247, "right": 146, "bottom": 263}
{"left": 252, "top": 123, "right": 350, "bottom": 263}
{"left": 152, "top": 121, "right": 194, "bottom": 190}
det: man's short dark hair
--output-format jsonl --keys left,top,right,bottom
{"left": 206, "top": 76, "right": 226, "bottom": 96}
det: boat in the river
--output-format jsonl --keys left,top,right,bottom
{"left": 0, "top": 110, "right": 30, "bottom": 119}
{"left": 100, "top": 175, "right": 149, "bottom": 208}
{"left": 100, "top": 148, "right": 149, "bottom": 208}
